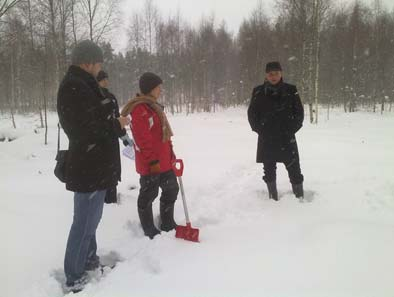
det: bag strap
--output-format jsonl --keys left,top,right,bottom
{"left": 57, "top": 123, "right": 61, "bottom": 153}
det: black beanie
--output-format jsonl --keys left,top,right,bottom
{"left": 265, "top": 61, "right": 282, "bottom": 73}
{"left": 71, "top": 40, "right": 104, "bottom": 65}
{"left": 139, "top": 72, "right": 163, "bottom": 95}
{"left": 97, "top": 70, "right": 108, "bottom": 82}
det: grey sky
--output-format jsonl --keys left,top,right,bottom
{"left": 113, "top": 0, "right": 394, "bottom": 52}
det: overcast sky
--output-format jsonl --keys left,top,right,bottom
{"left": 113, "top": 0, "right": 394, "bottom": 52}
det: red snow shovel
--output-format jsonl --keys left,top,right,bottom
{"left": 172, "top": 159, "right": 200, "bottom": 243}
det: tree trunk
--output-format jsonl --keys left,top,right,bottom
{"left": 44, "top": 91, "right": 48, "bottom": 145}
{"left": 373, "top": 90, "right": 376, "bottom": 112}
{"left": 10, "top": 51, "right": 16, "bottom": 129}
{"left": 313, "top": 0, "right": 321, "bottom": 124}
{"left": 71, "top": 0, "right": 78, "bottom": 45}
{"left": 327, "top": 98, "right": 330, "bottom": 121}
{"left": 43, "top": 37, "right": 49, "bottom": 145}
{"left": 39, "top": 107, "right": 44, "bottom": 128}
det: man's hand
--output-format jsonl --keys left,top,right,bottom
{"left": 121, "top": 134, "right": 134, "bottom": 147}
{"left": 118, "top": 116, "right": 130, "bottom": 129}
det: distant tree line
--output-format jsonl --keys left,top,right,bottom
{"left": 1, "top": 0, "right": 393, "bottom": 128}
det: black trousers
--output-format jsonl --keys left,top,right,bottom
{"left": 138, "top": 170, "right": 179, "bottom": 212}
{"left": 263, "top": 158, "right": 304, "bottom": 185}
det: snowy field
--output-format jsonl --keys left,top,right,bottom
{"left": 1, "top": 108, "right": 394, "bottom": 297}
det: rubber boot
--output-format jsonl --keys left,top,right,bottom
{"left": 160, "top": 203, "right": 177, "bottom": 232}
{"left": 292, "top": 183, "right": 304, "bottom": 199}
{"left": 266, "top": 181, "right": 279, "bottom": 201}
{"left": 138, "top": 206, "right": 161, "bottom": 239}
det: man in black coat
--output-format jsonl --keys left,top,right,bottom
{"left": 248, "top": 62, "right": 304, "bottom": 201}
{"left": 97, "top": 70, "right": 134, "bottom": 204}
{"left": 57, "top": 40, "right": 129, "bottom": 292}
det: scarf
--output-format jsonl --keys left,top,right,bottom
{"left": 121, "top": 94, "right": 173, "bottom": 142}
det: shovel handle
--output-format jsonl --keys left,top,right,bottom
{"left": 172, "top": 160, "right": 191, "bottom": 224}
{"left": 178, "top": 176, "right": 190, "bottom": 224}
{"left": 172, "top": 159, "right": 184, "bottom": 177}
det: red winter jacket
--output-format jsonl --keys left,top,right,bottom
{"left": 129, "top": 104, "right": 174, "bottom": 176}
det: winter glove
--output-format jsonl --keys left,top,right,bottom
{"left": 120, "top": 134, "right": 134, "bottom": 147}
{"left": 149, "top": 160, "right": 161, "bottom": 175}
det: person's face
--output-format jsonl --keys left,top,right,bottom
{"left": 81, "top": 63, "right": 102, "bottom": 77}
{"left": 266, "top": 71, "right": 282, "bottom": 85}
{"left": 99, "top": 78, "right": 109, "bottom": 88}
{"left": 90, "top": 63, "right": 102, "bottom": 77}
{"left": 150, "top": 84, "right": 162, "bottom": 99}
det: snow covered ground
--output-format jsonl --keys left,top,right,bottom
{"left": 1, "top": 108, "right": 394, "bottom": 297}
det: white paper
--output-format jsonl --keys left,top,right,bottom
{"left": 122, "top": 146, "right": 135, "bottom": 160}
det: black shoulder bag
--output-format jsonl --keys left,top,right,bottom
{"left": 54, "top": 123, "right": 68, "bottom": 183}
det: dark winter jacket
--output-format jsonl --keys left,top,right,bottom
{"left": 247, "top": 80, "right": 304, "bottom": 163}
{"left": 101, "top": 87, "right": 126, "bottom": 138}
{"left": 57, "top": 65, "right": 122, "bottom": 193}
{"left": 100, "top": 87, "right": 128, "bottom": 204}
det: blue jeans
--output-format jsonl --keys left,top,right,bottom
{"left": 64, "top": 190, "right": 106, "bottom": 285}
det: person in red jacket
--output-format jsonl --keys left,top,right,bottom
{"left": 121, "top": 72, "right": 178, "bottom": 239}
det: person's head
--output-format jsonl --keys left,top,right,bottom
{"left": 265, "top": 61, "right": 283, "bottom": 85}
{"left": 71, "top": 40, "right": 103, "bottom": 77}
{"left": 139, "top": 72, "right": 163, "bottom": 99}
{"left": 97, "top": 70, "right": 109, "bottom": 88}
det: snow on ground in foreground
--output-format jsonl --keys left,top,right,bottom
{"left": 1, "top": 108, "right": 394, "bottom": 297}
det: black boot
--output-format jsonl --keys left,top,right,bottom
{"left": 266, "top": 181, "right": 279, "bottom": 201}
{"left": 160, "top": 203, "right": 177, "bottom": 232}
{"left": 292, "top": 183, "right": 304, "bottom": 199}
{"left": 138, "top": 207, "right": 161, "bottom": 239}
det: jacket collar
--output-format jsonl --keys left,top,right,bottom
{"left": 67, "top": 65, "right": 97, "bottom": 85}
{"left": 67, "top": 65, "right": 103, "bottom": 97}
{"left": 264, "top": 79, "right": 284, "bottom": 96}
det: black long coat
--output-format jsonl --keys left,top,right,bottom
{"left": 247, "top": 81, "right": 304, "bottom": 163}
{"left": 57, "top": 66, "right": 122, "bottom": 193}
{"left": 100, "top": 87, "right": 127, "bottom": 203}
{"left": 101, "top": 87, "right": 126, "bottom": 139}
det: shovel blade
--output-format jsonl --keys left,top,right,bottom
{"left": 175, "top": 223, "right": 199, "bottom": 242}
